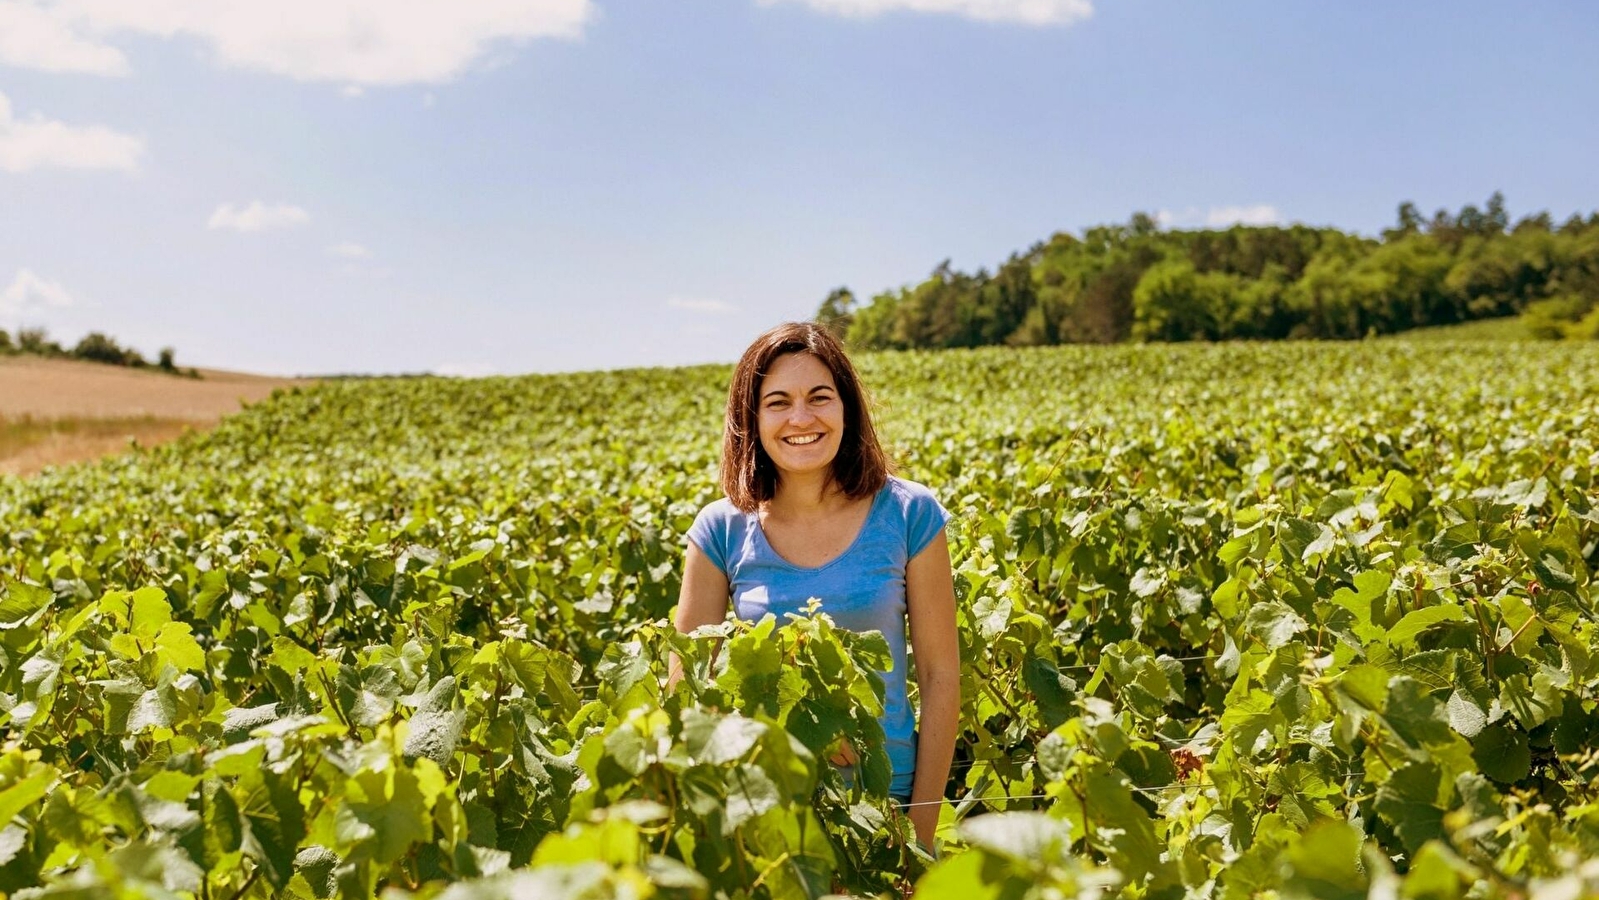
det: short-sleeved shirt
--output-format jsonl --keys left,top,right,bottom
{"left": 685, "top": 475, "right": 951, "bottom": 797}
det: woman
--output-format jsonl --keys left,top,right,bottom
{"left": 672, "top": 321, "right": 959, "bottom": 852}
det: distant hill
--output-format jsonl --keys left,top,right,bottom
{"left": 0, "top": 355, "right": 312, "bottom": 476}
{"left": 0, "top": 326, "right": 199, "bottom": 377}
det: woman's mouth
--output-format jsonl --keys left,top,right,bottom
{"left": 782, "top": 433, "right": 823, "bottom": 445}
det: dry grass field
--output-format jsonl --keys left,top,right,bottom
{"left": 0, "top": 356, "right": 312, "bottom": 476}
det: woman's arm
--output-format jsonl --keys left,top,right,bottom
{"left": 667, "top": 541, "right": 731, "bottom": 692}
{"left": 905, "top": 529, "right": 959, "bottom": 851}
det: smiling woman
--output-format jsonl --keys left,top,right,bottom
{"left": 670, "top": 321, "right": 960, "bottom": 853}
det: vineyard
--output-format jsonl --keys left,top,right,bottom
{"left": 2, "top": 341, "right": 1598, "bottom": 899}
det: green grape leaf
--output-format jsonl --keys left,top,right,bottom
{"left": 1387, "top": 604, "right": 1469, "bottom": 649}
{"left": 128, "top": 685, "right": 177, "bottom": 733}
{"left": 1243, "top": 601, "right": 1307, "bottom": 648}
{"left": 335, "top": 763, "right": 431, "bottom": 865}
{"left": 222, "top": 702, "right": 281, "bottom": 742}
{"left": 154, "top": 622, "right": 206, "bottom": 672}
{"left": 241, "top": 767, "right": 305, "bottom": 890}
{"left": 723, "top": 764, "right": 780, "bottom": 834}
{"left": 1401, "top": 842, "right": 1471, "bottom": 900}
{"left": 961, "top": 811, "right": 1071, "bottom": 860}
{"left": 0, "top": 581, "right": 52, "bottom": 629}
{"left": 1383, "top": 677, "right": 1454, "bottom": 748}
{"left": 1129, "top": 567, "right": 1165, "bottom": 598}
{"left": 971, "top": 594, "right": 1012, "bottom": 639}
{"left": 1282, "top": 820, "right": 1367, "bottom": 900}
{"left": 1445, "top": 690, "right": 1487, "bottom": 739}
{"left": 702, "top": 714, "right": 767, "bottom": 765}
{"left": 1023, "top": 656, "right": 1076, "bottom": 729}
{"left": 293, "top": 846, "right": 340, "bottom": 899}
{"left": 0, "top": 769, "right": 54, "bottom": 825}
{"left": 1374, "top": 762, "right": 1445, "bottom": 854}
{"left": 1471, "top": 724, "right": 1531, "bottom": 784}
{"left": 335, "top": 664, "right": 401, "bottom": 728}
{"left": 1499, "top": 671, "right": 1563, "bottom": 729}
{"left": 403, "top": 677, "right": 466, "bottom": 767}
{"left": 1084, "top": 766, "right": 1162, "bottom": 879}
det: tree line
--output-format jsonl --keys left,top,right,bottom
{"left": 0, "top": 326, "right": 198, "bottom": 377}
{"left": 818, "top": 193, "right": 1599, "bottom": 348}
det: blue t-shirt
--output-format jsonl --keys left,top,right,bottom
{"left": 685, "top": 475, "right": 951, "bottom": 797}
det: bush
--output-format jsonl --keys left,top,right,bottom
{"left": 17, "top": 327, "right": 63, "bottom": 355}
{"left": 158, "top": 347, "right": 176, "bottom": 371}
{"left": 1567, "top": 305, "right": 1599, "bottom": 340}
{"left": 1523, "top": 294, "right": 1595, "bottom": 339}
{"left": 72, "top": 332, "right": 132, "bottom": 365}
{"left": 0, "top": 329, "right": 12, "bottom": 352}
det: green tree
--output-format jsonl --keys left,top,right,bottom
{"left": 1131, "top": 258, "right": 1230, "bottom": 341}
{"left": 1360, "top": 235, "right": 1454, "bottom": 329}
{"left": 73, "top": 331, "right": 137, "bottom": 366}
{"left": 816, "top": 287, "right": 856, "bottom": 341}
{"left": 17, "top": 327, "right": 63, "bottom": 356}
{"left": 837, "top": 195, "right": 1599, "bottom": 347}
{"left": 1384, "top": 201, "right": 1425, "bottom": 240}
{"left": 846, "top": 289, "right": 905, "bottom": 350}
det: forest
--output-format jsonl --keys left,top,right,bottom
{"left": 820, "top": 194, "right": 1599, "bottom": 348}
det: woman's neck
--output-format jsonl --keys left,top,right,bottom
{"left": 768, "top": 470, "right": 838, "bottom": 516}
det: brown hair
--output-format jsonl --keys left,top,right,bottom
{"left": 720, "top": 322, "right": 892, "bottom": 511}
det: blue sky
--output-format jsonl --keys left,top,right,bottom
{"left": 2, "top": 0, "right": 1596, "bottom": 375}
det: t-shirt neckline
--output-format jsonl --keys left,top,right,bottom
{"left": 751, "top": 480, "right": 892, "bottom": 573}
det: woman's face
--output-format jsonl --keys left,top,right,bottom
{"left": 756, "top": 351, "right": 846, "bottom": 481}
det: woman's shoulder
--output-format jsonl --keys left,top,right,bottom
{"left": 880, "top": 476, "right": 951, "bottom": 556}
{"left": 685, "top": 497, "right": 754, "bottom": 571}
{"left": 882, "top": 475, "right": 942, "bottom": 507}
{"left": 691, "top": 496, "right": 745, "bottom": 528}
{"left": 880, "top": 476, "right": 949, "bottom": 522}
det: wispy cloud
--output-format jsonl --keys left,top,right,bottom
{"left": 667, "top": 296, "right": 738, "bottom": 315}
{"left": 0, "top": 91, "right": 143, "bottom": 173}
{"left": 4, "top": 0, "right": 593, "bottom": 85}
{"left": 208, "top": 201, "right": 311, "bottom": 232}
{"left": 1157, "top": 204, "right": 1283, "bottom": 229}
{"left": 0, "top": 268, "right": 76, "bottom": 316}
{"left": 328, "top": 241, "right": 372, "bottom": 259}
{"left": 0, "top": 0, "right": 129, "bottom": 74}
{"left": 756, "top": 0, "right": 1092, "bottom": 26}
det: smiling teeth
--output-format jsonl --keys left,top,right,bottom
{"left": 784, "top": 434, "right": 822, "bottom": 445}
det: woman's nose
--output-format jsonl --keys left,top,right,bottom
{"left": 787, "top": 401, "right": 818, "bottom": 424}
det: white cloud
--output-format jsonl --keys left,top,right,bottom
{"left": 1157, "top": 204, "right": 1283, "bottom": 229}
{"left": 0, "top": 91, "right": 143, "bottom": 173}
{"left": 0, "top": 268, "right": 76, "bottom": 316}
{"left": 328, "top": 241, "right": 372, "bottom": 259}
{"left": 667, "top": 296, "right": 738, "bottom": 315}
{"left": 207, "top": 201, "right": 311, "bottom": 232}
{"left": 1204, "top": 204, "right": 1281, "bottom": 227}
{"left": 6, "top": 0, "right": 593, "bottom": 85}
{"left": 0, "top": 0, "right": 128, "bottom": 74}
{"left": 757, "top": 0, "right": 1092, "bottom": 25}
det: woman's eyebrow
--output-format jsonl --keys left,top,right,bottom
{"left": 761, "top": 384, "right": 833, "bottom": 400}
